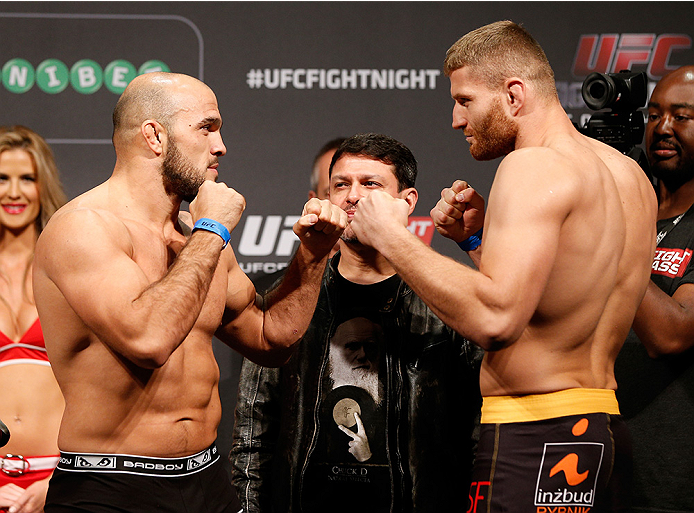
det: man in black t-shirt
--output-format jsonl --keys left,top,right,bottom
{"left": 230, "top": 133, "right": 482, "bottom": 513}
{"left": 615, "top": 65, "right": 694, "bottom": 512}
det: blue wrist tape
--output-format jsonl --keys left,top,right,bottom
{"left": 457, "top": 228, "right": 483, "bottom": 252}
{"left": 193, "top": 218, "right": 231, "bottom": 249}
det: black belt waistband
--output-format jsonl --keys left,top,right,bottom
{"left": 56, "top": 444, "right": 219, "bottom": 477}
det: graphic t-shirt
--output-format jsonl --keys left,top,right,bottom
{"left": 301, "top": 272, "right": 400, "bottom": 513}
{"left": 615, "top": 208, "right": 694, "bottom": 512}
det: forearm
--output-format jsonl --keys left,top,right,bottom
{"left": 375, "top": 225, "right": 523, "bottom": 350}
{"left": 632, "top": 281, "right": 694, "bottom": 356}
{"left": 217, "top": 243, "right": 329, "bottom": 366}
{"left": 261, "top": 244, "right": 328, "bottom": 359}
{"left": 126, "top": 231, "right": 224, "bottom": 367}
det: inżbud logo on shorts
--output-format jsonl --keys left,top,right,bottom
{"left": 534, "top": 443, "right": 604, "bottom": 508}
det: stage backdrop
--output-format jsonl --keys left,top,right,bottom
{"left": 2, "top": 0, "right": 692, "bottom": 487}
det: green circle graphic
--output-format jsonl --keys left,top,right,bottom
{"left": 2, "top": 58, "right": 35, "bottom": 93}
{"left": 37, "top": 59, "right": 69, "bottom": 94}
{"left": 70, "top": 59, "right": 103, "bottom": 94}
{"left": 138, "top": 60, "right": 171, "bottom": 75}
{"left": 105, "top": 60, "right": 137, "bottom": 94}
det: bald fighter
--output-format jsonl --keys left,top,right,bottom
{"left": 349, "top": 21, "right": 657, "bottom": 511}
{"left": 32, "top": 72, "right": 346, "bottom": 512}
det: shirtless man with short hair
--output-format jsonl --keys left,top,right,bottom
{"left": 349, "top": 21, "right": 657, "bottom": 511}
{"left": 32, "top": 72, "right": 346, "bottom": 512}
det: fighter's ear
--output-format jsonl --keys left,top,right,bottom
{"left": 505, "top": 78, "right": 525, "bottom": 116}
{"left": 400, "top": 187, "right": 418, "bottom": 216}
{"left": 142, "top": 120, "right": 166, "bottom": 156}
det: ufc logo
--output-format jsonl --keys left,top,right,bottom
{"left": 237, "top": 214, "right": 436, "bottom": 257}
{"left": 238, "top": 215, "right": 300, "bottom": 257}
{"left": 572, "top": 33, "right": 691, "bottom": 79}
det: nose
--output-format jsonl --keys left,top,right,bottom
{"left": 347, "top": 183, "right": 363, "bottom": 204}
{"left": 452, "top": 104, "right": 467, "bottom": 130}
{"left": 654, "top": 114, "right": 674, "bottom": 137}
{"left": 353, "top": 345, "right": 367, "bottom": 362}
{"left": 8, "top": 178, "right": 21, "bottom": 199}
{"left": 211, "top": 132, "right": 227, "bottom": 157}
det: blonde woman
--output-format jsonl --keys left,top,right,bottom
{"left": 0, "top": 126, "right": 66, "bottom": 513}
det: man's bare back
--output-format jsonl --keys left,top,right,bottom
{"left": 477, "top": 133, "right": 656, "bottom": 395}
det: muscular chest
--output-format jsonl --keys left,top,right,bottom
{"left": 127, "top": 225, "right": 183, "bottom": 278}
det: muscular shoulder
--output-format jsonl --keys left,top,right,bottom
{"left": 497, "top": 147, "right": 580, "bottom": 185}
{"left": 492, "top": 147, "right": 582, "bottom": 212}
{"left": 584, "top": 136, "right": 656, "bottom": 209}
{"left": 36, "top": 200, "right": 134, "bottom": 274}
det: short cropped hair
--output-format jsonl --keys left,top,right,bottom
{"left": 444, "top": 20, "right": 557, "bottom": 99}
{"left": 0, "top": 125, "right": 67, "bottom": 232}
{"left": 310, "top": 137, "right": 346, "bottom": 193}
{"left": 112, "top": 85, "right": 175, "bottom": 140}
{"left": 112, "top": 73, "right": 186, "bottom": 145}
{"left": 330, "top": 133, "right": 417, "bottom": 191}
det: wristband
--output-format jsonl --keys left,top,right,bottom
{"left": 192, "top": 218, "right": 231, "bottom": 249}
{"left": 457, "top": 228, "right": 483, "bottom": 252}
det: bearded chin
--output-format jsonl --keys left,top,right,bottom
{"left": 471, "top": 140, "right": 515, "bottom": 161}
{"left": 471, "top": 101, "right": 517, "bottom": 161}
{"left": 162, "top": 143, "right": 204, "bottom": 202}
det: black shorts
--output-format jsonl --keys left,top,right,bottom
{"left": 45, "top": 445, "right": 236, "bottom": 513}
{"left": 469, "top": 389, "right": 632, "bottom": 513}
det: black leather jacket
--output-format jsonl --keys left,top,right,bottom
{"left": 230, "top": 254, "right": 482, "bottom": 512}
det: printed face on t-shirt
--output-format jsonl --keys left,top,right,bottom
{"left": 328, "top": 317, "right": 383, "bottom": 403}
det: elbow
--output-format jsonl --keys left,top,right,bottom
{"left": 129, "top": 349, "right": 170, "bottom": 369}
{"left": 250, "top": 339, "right": 298, "bottom": 367}
{"left": 243, "top": 345, "right": 295, "bottom": 368}
{"left": 644, "top": 337, "right": 691, "bottom": 358}
{"left": 635, "top": 324, "right": 694, "bottom": 358}
{"left": 467, "top": 311, "right": 523, "bottom": 351}
{"left": 253, "top": 324, "right": 303, "bottom": 367}
{"left": 474, "top": 332, "right": 521, "bottom": 352}
{"left": 134, "top": 355, "right": 169, "bottom": 369}
{"left": 119, "top": 336, "right": 174, "bottom": 369}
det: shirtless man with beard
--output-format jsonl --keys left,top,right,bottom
{"left": 349, "top": 21, "right": 657, "bottom": 511}
{"left": 32, "top": 72, "right": 346, "bottom": 513}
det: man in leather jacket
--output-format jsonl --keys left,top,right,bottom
{"left": 230, "top": 133, "right": 482, "bottom": 513}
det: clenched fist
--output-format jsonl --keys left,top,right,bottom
{"left": 190, "top": 181, "right": 247, "bottom": 235}
{"left": 430, "top": 180, "right": 485, "bottom": 243}
{"left": 293, "top": 198, "right": 347, "bottom": 258}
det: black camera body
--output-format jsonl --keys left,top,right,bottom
{"left": 577, "top": 70, "right": 650, "bottom": 174}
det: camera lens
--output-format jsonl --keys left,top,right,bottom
{"left": 587, "top": 82, "right": 606, "bottom": 101}
{"left": 582, "top": 72, "right": 617, "bottom": 110}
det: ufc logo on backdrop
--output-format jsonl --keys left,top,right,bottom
{"left": 237, "top": 215, "right": 436, "bottom": 257}
{"left": 238, "top": 215, "right": 300, "bottom": 257}
{"left": 572, "top": 33, "right": 692, "bottom": 79}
